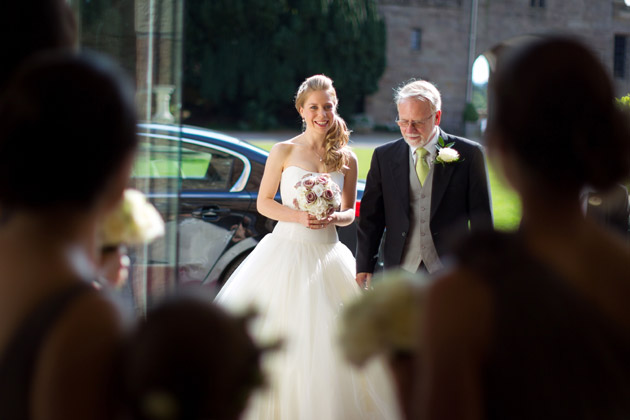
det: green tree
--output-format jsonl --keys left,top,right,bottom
{"left": 472, "top": 82, "right": 487, "bottom": 113}
{"left": 184, "top": 0, "right": 386, "bottom": 129}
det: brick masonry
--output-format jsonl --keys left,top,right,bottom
{"left": 369, "top": 0, "right": 630, "bottom": 135}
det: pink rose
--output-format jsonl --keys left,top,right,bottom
{"left": 302, "top": 177, "right": 315, "bottom": 189}
{"left": 326, "top": 205, "right": 335, "bottom": 216}
{"left": 305, "top": 191, "right": 317, "bottom": 203}
{"left": 323, "top": 189, "right": 334, "bottom": 200}
{"left": 317, "top": 175, "right": 329, "bottom": 185}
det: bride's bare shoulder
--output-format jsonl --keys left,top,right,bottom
{"left": 268, "top": 140, "right": 294, "bottom": 157}
{"left": 269, "top": 134, "right": 310, "bottom": 162}
{"left": 270, "top": 135, "right": 304, "bottom": 152}
{"left": 266, "top": 136, "right": 305, "bottom": 169}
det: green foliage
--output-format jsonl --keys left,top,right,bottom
{"left": 617, "top": 94, "right": 630, "bottom": 110}
{"left": 462, "top": 102, "right": 479, "bottom": 123}
{"left": 184, "top": 0, "right": 386, "bottom": 129}
{"left": 471, "top": 83, "right": 487, "bottom": 112}
{"left": 487, "top": 164, "right": 521, "bottom": 231}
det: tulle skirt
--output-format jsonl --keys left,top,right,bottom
{"left": 215, "top": 221, "right": 401, "bottom": 420}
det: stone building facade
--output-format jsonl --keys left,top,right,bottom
{"left": 367, "top": 0, "right": 630, "bottom": 135}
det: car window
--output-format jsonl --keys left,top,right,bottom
{"left": 132, "top": 135, "right": 246, "bottom": 191}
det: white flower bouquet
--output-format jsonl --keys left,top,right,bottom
{"left": 338, "top": 270, "right": 429, "bottom": 367}
{"left": 293, "top": 173, "right": 341, "bottom": 220}
{"left": 101, "top": 188, "right": 165, "bottom": 247}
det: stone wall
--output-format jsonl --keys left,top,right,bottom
{"left": 368, "top": 0, "right": 630, "bottom": 135}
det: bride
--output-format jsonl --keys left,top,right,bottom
{"left": 215, "top": 75, "right": 401, "bottom": 420}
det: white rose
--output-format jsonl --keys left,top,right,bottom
{"left": 296, "top": 191, "right": 308, "bottom": 210}
{"left": 310, "top": 197, "right": 327, "bottom": 219}
{"left": 338, "top": 269, "right": 429, "bottom": 367}
{"left": 437, "top": 147, "right": 459, "bottom": 163}
{"left": 311, "top": 183, "right": 325, "bottom": 197}
{"left": 101, "top": 189, "right": 165, "bottom": 246}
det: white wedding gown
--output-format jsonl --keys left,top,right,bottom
{"left": 215, "top": 165, "right": 402, "bottom": 420}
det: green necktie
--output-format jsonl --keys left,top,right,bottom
{"left": 416, "top": 147, "right": 429, "bottom": 186}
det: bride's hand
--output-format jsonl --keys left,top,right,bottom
{"left": 296, "top": 211, "right": 312, "bottom": 228}
{"left": 319, "top": 214, "right": 335, "bottom": 228}
{"left": 297, "top": 212, "right": 323, "bottom": 229}
{"left": 313, "top": 214, "right": 337, "bottom": 229}
{"left": 301, "top": 214, "right": 333, "bottom": 229}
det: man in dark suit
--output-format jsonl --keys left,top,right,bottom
{"left": 356, "top": 80, "right": 492, "bottom": 287}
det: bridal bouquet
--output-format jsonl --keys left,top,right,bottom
{"left": 293, "top": 173, "right": 341, "bottom": 220}
{"left": 101, "top": 188, "right": 165, "bottom": 247}
{"left": 339, "top": 270, "right": 428, "bottom": 367}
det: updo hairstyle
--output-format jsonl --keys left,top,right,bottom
{"left": 295, "top": 74, "right": 351, "bottom": 172}
{"left": 0, "top": 51, "right": 137, "bottom": 211}
{"left": 487, "top": 36, "right": 630, "bottom": 194}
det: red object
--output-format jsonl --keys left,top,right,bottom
{"left": 355, "top": 200, "right": 361, "bottom": 218}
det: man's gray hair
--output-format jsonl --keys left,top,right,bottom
{"left": 394, "top": 79, "right": 442, "bottom": 113}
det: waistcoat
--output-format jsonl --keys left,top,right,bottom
{"left": 400, "top": 151, "right": 443, "bottom": 273}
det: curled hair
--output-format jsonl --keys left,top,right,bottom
{"left": 0, "top": 51, "right": 137, "bottom": 210}
{"left": 394, "top": 79, "right": 442, "bottom": 113}
{"left": 295, "top": 74, "right": 351, "bottom": 172}
{"left": 488, "top": 36, "right": 630, "bottom": 192}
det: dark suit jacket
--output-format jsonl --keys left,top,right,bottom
{"left": 356, "top": 129, "right": 493, "bottom": 273}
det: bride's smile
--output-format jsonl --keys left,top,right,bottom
{"left": 300, "top": 89, "right": 335, "bottom": 133}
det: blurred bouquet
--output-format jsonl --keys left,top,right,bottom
{"left": 293, "top": 173, "right": 341, "bottom": 220}
{"left": 338, "top": 270, "right": 428, "bottom": 367}
{"left": 101, "top": 188, "right": 165, "bottom": 247}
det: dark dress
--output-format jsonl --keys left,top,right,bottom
{"left": 456, "top": 231, "right": 630, "bottom": 419}
{"left": 0, "top": 282, "right": 94, "bottom": 420}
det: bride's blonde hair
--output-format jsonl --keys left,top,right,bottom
{"left": 295, "top": 75, "right": 351, "bottom": 172}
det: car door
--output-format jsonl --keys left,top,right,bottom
{"left": 131, "top": 132, "right": 254, "bottom": 289}
{"left": 178, "top": 138, "right": 255, "bottom": 286}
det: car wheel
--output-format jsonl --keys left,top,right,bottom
{"left": 219, "top": 250, "right": 251, "bottom": 287}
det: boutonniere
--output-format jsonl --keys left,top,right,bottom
{"left": 435, "top": 136, "right": 461, "bottom": 164}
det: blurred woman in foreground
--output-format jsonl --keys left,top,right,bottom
{"left": 419, "top": 36, "right": 630, "bottom": 420}
{"left": 0, "top": 51, "right": 137, "bottom": 419}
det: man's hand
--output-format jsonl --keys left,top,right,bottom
{"left": 355, "top": 272, "right": 373, "bottom": 290}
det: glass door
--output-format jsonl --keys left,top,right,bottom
{"left": 68, "top": 0, "right": 184, "bottom": 314}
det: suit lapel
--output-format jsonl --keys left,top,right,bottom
{"left": 389, "top": 139, "right": 411, "bottom": 212}
{"left": 430, "top": 129, "right": 455, "bottom": 219}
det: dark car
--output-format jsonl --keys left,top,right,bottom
{"left": 130, "top": 123, "right": 364, "bottom": 293}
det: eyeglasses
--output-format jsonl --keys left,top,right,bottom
{"left": 395, "top": 113, "right": 435, "bottom": 130}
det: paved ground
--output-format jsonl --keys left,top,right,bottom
{"left": 224, "top": 129, "right": 402, "bottom": 147}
